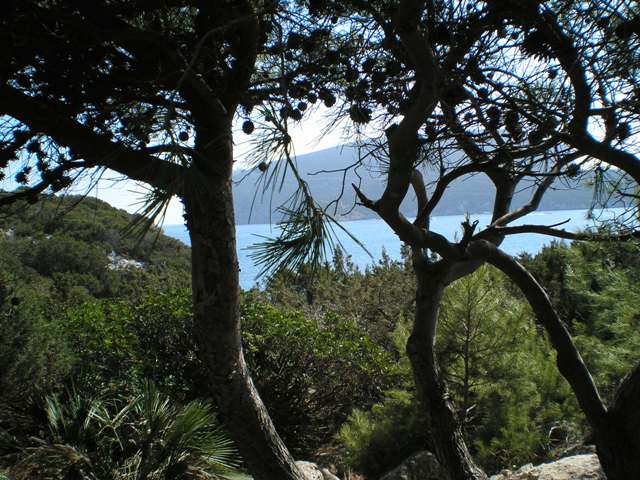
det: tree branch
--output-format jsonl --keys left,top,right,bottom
{"left": 477, "top": 222, "right": 640, "bottom": 242}
{"left": 490, "top": 157, "right": 569, "bottom": 227}
{"left": 410, "top": 169, "right": 429, "bottom": 227}
{"left": 352, "top": 182, "right": 460, "bottom": 259}
{"left": 0, "top": 85, "right": 185, "bottom": 191}
{"left": 416, "top": 162, "right": 494, "bottom": 225}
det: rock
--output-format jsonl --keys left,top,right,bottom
{"left": 107, "top": 250, "right": 145, "bottom": 270}
{"left": 296, "top": 461, "right": 323, "bottom": 480}
{"left": 379, "top": 451, "right": 451, "bottom": 480}
{"left": 489, "top": 453, "right": 604, "bottom": 480}
{"left": 321, "top": 468, "right": 341, "bottom": 480}
{"left": 295, "top": 461, "right": 341, "bottom": 480}
{"left": 557, "top": 444, "right": 597, "bottom": 459}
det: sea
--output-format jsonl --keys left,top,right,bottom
{"left": 163, "top": 209, "right": 617, "bottom": 290}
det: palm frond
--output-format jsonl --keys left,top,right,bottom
{"left": 9, "top": 441, "right": 96, "bottom": 480}
{"left": 11, "top": 381, "right": 241, "bottom": 480}
{"left": 161, "top": 401, "right": 240, "bottom": 479}
{"left": 45, "top": 392, "right": 102, "bottom": 447}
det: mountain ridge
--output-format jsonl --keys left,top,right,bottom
{"left": 232, "top": 145, "right": 595, "bottom": 225}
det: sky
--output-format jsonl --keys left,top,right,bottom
{"left": 69, "top": 108, "right": 345, "bottom": 226}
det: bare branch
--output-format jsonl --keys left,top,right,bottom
{"left": 416, "top": 161, "right": 494, "bottom": 225}
{"left": 490, "top": 156, "right": 570, "bottom": 227}
{"left": 477, "top": 222, "right": 640, "bottom": 243}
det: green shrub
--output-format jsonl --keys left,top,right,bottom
{"left": 58, "top": 294, "right": 397, "bottom": 458}
{"left": 336, "top": 266, "right": 584, "bottom": 475}
{"left": 59, "top": 290, "right": 204, "bottom": 399}
{"left": 242, "top": 302, "right": 401, "bottom": 457}
{"left": 0, "top": 281, "right": 72, "bottom": 404}
{"left": 265, "top": 247, "right": 416, "bottom": 348}
{"left": 127, "top": 290, "right": 206, "bottom": 399}
{"left": 0, "top": 194, "right": 191, "bottom": 303}
{"left": 337, "top": 389, "right": 428, "bottom": 478}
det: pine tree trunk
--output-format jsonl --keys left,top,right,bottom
{"left": 181, "top": 134, "right": 304, "bottom": 480}
{"left": 407, "top": 266, "right": 487, "bottom": 480}
{"left": 596, "top": 362, "right": 640, "bottom": 480}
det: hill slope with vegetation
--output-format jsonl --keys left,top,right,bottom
{"left": 0, "top": 193, "right": 191, "bottom": 302}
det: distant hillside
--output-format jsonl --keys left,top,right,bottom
{"left": 0, "top": 193, "right": 191, "bottom": 301}
{"left": 233, "top": 145, "right": 595, "bottom": 224}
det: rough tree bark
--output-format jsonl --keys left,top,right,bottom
{"left": 407, "top": 263, "right": 487, "bottom": 480}
{"left": 182, "top": 130, "right": 305, "bottom": 480}
{"left": 598, "top": 362, "right": 640, "bottom": 480}
{"left": 466, "top": 239, "right": 640, "bottom": 480}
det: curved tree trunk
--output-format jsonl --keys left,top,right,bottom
{"left": 182, "top": 134, "right": 304, "bottom": 480}
{"left": 466, "top": 240, "right": 640, "bottom": 480}
{"left": 407, "top": 265, "right": 487, "bottom": 480}
{"left": 596, "top": 362, "right": 640, "bottom": 480}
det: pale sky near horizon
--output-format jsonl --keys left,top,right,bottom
{"left": 70, "top": 108, "right": 346, "bottom": 226}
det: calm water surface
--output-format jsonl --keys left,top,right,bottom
{"left": 163, "top": 209, "right": 614, "bottom": 290}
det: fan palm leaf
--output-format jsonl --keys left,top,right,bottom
{"left": 9, "top": 381, "right": 240, "bottom": 480}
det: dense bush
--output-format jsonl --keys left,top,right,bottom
{"left": 242, "top": 303, "right": 400, "bottom": 457}
{"left": 438, "top": 267, "right": 582, "bottom": 471}
{"left": 266, "top": 248, "right": 416, "bottom": 347}
{"left": 330, "top": 242, "right": 640, "bottom": 475}
{"left": 0, "top": 194, "right": 196, "bottom": 455}
{"left": 54, "top": 291, "right": 204, "bottom": 400}
{"left": 337, "top": 389, "right": 428, "bottom": 478}
{"left": 0, "top": 282, "right": 72, "bottom": 405}
{"left": 0, "top": 194, "right": 190, "bottom": 269}
{"left": 523, "top": 241, "right": 640, "bottom": 401}
{"left": 60, "top": 300, "right": 142, "bottom": 393}
{"left": 5, "top": 286, "right": 398, "bottom": 460}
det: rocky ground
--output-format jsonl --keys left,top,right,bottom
{"left": 489, "top": 454, "right": 604, "bottom": 480}
{"left": 373, "top": 450, "right": 604, "bottom": 480}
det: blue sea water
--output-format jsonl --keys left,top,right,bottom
{"left": 163, "top": 209, "right": 614, "bottom": 290}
